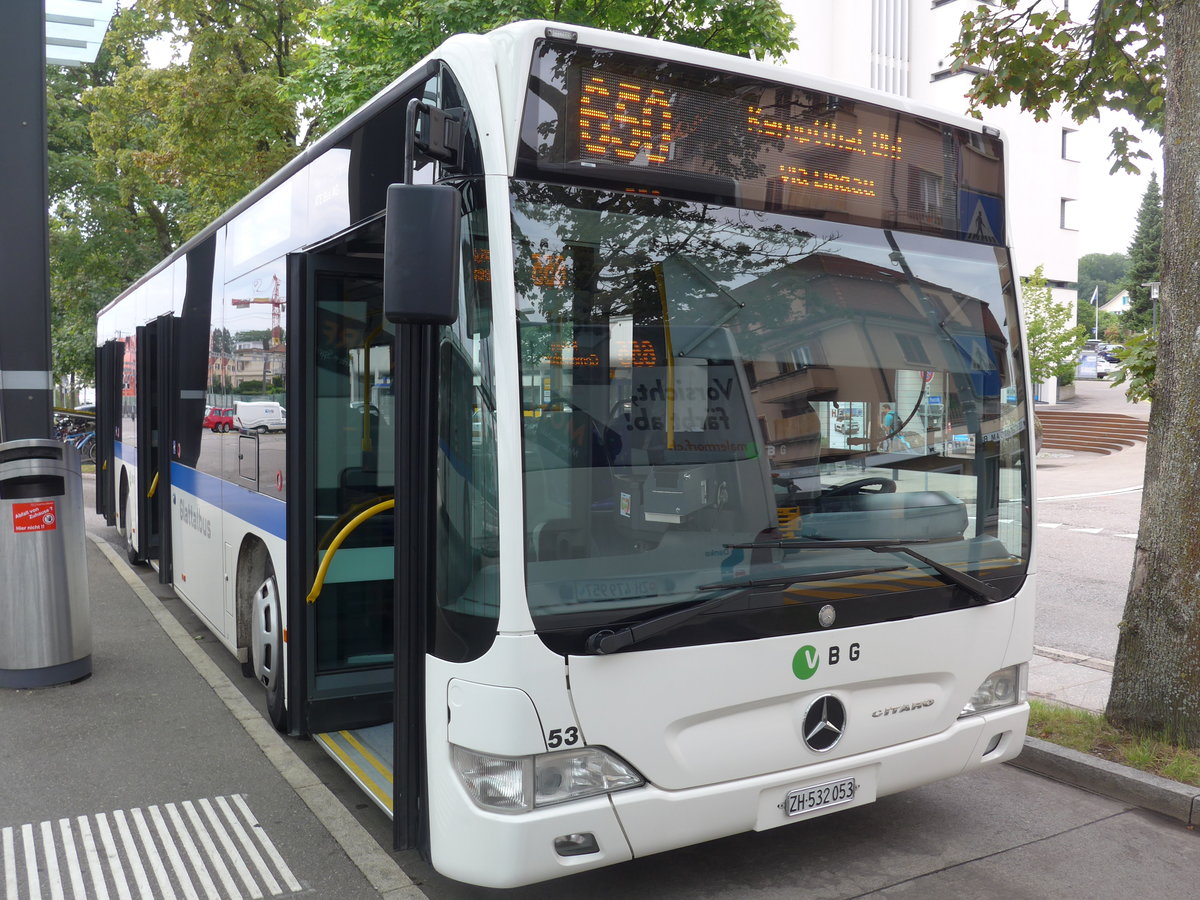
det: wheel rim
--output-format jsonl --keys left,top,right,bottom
{"left": 251, "top": 575, "right": 282, "bottom": 692}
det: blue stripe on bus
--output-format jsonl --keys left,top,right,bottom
{"left": 115, "top": 440, "right": 137, "bottom": 465}
{"left": 170, "top": 463, "right": 287, "bottom": 539}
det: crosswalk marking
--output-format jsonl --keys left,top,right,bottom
{"left": 2, "top": 796, "right": 300, "bottom": 900}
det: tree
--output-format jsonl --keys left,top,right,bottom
{"left": 953, "top": 2, "right": 1200, "bottom": 744}
{"left": 1023, "top": 264, "right": 1086, "bottom": 386}
{"left": 289, "top": 0, "right": 798, "bottom": 137}
{"left": 47, "top": 13, "right": 171, "bottom": 388}
{"left": 1122, "top": 173, "right": 1163, "bottom": 332}
{"left": 1077, "top": 251, "right": 1129, "bottom": 316}
{"left": 88, "top": 0, "right": 317, "bottom": 239}
{"left": 47, "top": 1, "right": 316, "bottom": 389}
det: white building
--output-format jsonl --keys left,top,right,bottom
{"left": 1100, "top": 289, "right": 1131, "bottom": 315}
{"left": 46, "top": 1, "right": 118, "bottom": 66}
{"left": 779, "top": 0, "right": 1080, "bottom": 399}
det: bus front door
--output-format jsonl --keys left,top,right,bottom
{"left": 133, "top": 313, "right": 175, "bottom": 582}
{"left": 286, "top": 251, "right": 400, "bottom": 815}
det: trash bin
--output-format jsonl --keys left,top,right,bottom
{"left": 0, "top": 438, "right": 91, "bottom": 687}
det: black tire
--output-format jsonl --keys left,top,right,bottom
{"left": 121, "top": 488, "right": 142, "bottom": 566}
{"left": 250, "top": 562, "right": 288, "bottom": 731}
{"left": 255, "top": 425, "right": 268, "bottom": 434}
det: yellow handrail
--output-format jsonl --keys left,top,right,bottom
{"left": 147, "top": 472, "right": 159, "bottom": 498}
{"left": 306, "top": 498, "right": 395, "bottom": 604}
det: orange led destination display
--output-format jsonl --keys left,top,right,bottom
{"left": 573, "top": 69, "right": 908, "bottom": 204}
{"left": 519, "top": 42, "right": 1006, "bottom": 243}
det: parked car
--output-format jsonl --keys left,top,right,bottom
{"left": 1098, "top": 344, "right": 1124, "bottom": 363}
{"left": 234, "top": 400, "right": 286, "bottom": 433}
{"left": 203, "top": 406, "right": 234, "bottom": 432}
{"left": 1096, "top": 356, "right": 1119, "bottom": 378}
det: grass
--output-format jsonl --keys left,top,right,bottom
{"left": 1027, "top": 698, "right": 1200, "bottom": 787}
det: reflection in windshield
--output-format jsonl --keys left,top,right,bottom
{"left": 514, "top": 183, "right": 1030, "bottom": 644}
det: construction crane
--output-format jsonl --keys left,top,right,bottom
{"left": 231, "top": 274, "right": 285, "bottom": 347}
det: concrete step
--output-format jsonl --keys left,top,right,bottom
{"left": 1036, "top": 410, "right": 1148, "bottom": 455}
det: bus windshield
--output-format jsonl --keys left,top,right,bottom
{"left": 514, "top": 182, "right": 1031, "bottom": 653}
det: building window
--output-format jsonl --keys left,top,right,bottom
{"left": 931, "top": 64, "right": 988, "bottom": 82}
{"left": 1060, "top": 198, "right": 1078, "bottom": 231}
{"left": 1062, "top": 128, "right": 1078, "bottom": 161}
{"left": 789, "top": 345, "right": 814, "bottom": 368}
{"left": 896, "top": 333, "right": 930, "bottom": 365}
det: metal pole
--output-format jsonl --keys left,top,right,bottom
{"left": 0, "top": 2, "right": 52, "bottom": 442}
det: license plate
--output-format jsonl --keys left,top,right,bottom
{"left": 781, "top": 777, "right": 857, "bottom": 817}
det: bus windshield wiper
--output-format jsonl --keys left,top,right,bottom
{"left": 725, "top": 538, "right": 1006, "bottom": 604}
{"left": 583, "top": 565, "right": 906, "bottom": 655}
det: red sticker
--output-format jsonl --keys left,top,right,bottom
{"left": 13, "top": 501, "right": 57, "bottom": 533}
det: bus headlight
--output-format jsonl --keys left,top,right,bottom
{"left": 451, "top": 745, "right": 644, "bottom": 813}
{"left": 959, "top": 664, "right": 1027, "bottom": 717}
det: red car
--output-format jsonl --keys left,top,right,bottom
{"left": 203, "top": 406, "right": 234, "bottom": 432}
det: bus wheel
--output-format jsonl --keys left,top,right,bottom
{"left": 122, "top": 491, "right": 142, "bottom": 566}
{"left": 251, "top": 563, "right": 287, "bottom": 731}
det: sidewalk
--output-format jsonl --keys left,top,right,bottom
{"left": 1029, "top": 647, "right": 1112, "bottom": 714}
{"left": 0, "top": 518, "right": 422, "bottom": 899}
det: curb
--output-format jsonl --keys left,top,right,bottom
{"left": 1007, "top": 736, "right": 1200, "bottom": 827}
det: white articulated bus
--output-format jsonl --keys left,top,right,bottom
{"left": 95, "top": 21, "right": 1035, "bottom": 888}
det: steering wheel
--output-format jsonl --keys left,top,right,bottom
{"left": 826, "top": 477, "right": 898, "bottom": 496}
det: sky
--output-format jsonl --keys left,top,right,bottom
{"left": 1074, "top": 111, "right": 1164, "bottom": 258}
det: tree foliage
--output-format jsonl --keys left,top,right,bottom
{"left": 952, "top": 1, "right": 1200, "bottom": 744}
{"left": 49, "top": 1, "right": 315, "bottom": 386}
{"left": 951, "top": 0, "right": 1164, "bottom": 173}
{"left": 290, "top": 0, "right": 798, "bottom": 136}
{"left": 1022, "top": 264, "right": 1086, "bottom": 386}
{"left": 1122, "top": 172, "right": 1163, "bottom": 331}
{"left": 50, "top": 0, "right": 796, "bottom": 388}
{"left": 1077, "top": 251, "right": 1129, "bottom": 307}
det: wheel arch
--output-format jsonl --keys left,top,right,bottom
{"left": 235, "top": 534, "right": 275, "bottom": 655}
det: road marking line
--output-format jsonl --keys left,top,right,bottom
{"left": 97, "top": 813, "right": 133, "bottom": 900}
{"left": 3, "top": 826, "right": 15, "bottom": 900}
{"left": 1038, "top": 522, "right": 1063, "bottom": 528}
{"left": 230, "top": 797, "right": 301, "bottom": 896}
{"left": 215, "top": 796, "right": 280, "bottom": 897}
{"left": 40, "top": 820, "right": 63, "bottom": 900}
{"left": 1070, "top": 527, "right": 1104, "bottom": 534}
{"left": 1039, "top": 486, "right": 1143, "bottom": 502}
{"left": 75, "top": 815, "right": 110, "bottom": 900}
{"left": 90, "top": 533, "right": 424, "bottom": 900}
{"left": 131, "top": 807, "right": 177, "bottom": 900}
{"left": 181, "top": 800, "right": 241, "bottom": 900}
{"left": 150, "top": 805, "right": 198, "bottom": 900}
{"left": 56, "top": 820, "right": 87, "bottom": 900}
{"left": 3, "top": 797, "right": 297, "bottom": 899}
{"left": 198, "top": 798, "right": 260, "bottom": 899}
{"left": 22, "top": 825, "right": 41, "bottom": 900}
{"left": 1116, "top": 533, "right": 1139, "bottom": 540}
{"left": 112, "top": 810, "right": 152, "bottom": 900}
{"left": 22, "top": 824, "right": 40, "bottom": 900}
{"left": 164, "top": 804, "right": 220, "bottom": 900}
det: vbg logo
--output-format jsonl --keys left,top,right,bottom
{"left": 792, "top": 643, "right": 861, "bottom": 680}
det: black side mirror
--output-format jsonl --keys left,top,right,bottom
{"left": 383, "top": 183, "right": 461, "bottom": 325}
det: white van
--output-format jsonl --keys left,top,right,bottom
{"left": 234, "top": 401, "right": 286, "bottom": 433}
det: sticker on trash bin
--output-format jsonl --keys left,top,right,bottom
{"left": 13, "top": 501, "right": 57, "bottom": 533}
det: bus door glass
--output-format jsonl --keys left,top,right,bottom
{"left": 297, "top": 255, "right": 396, "bottom": 727}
